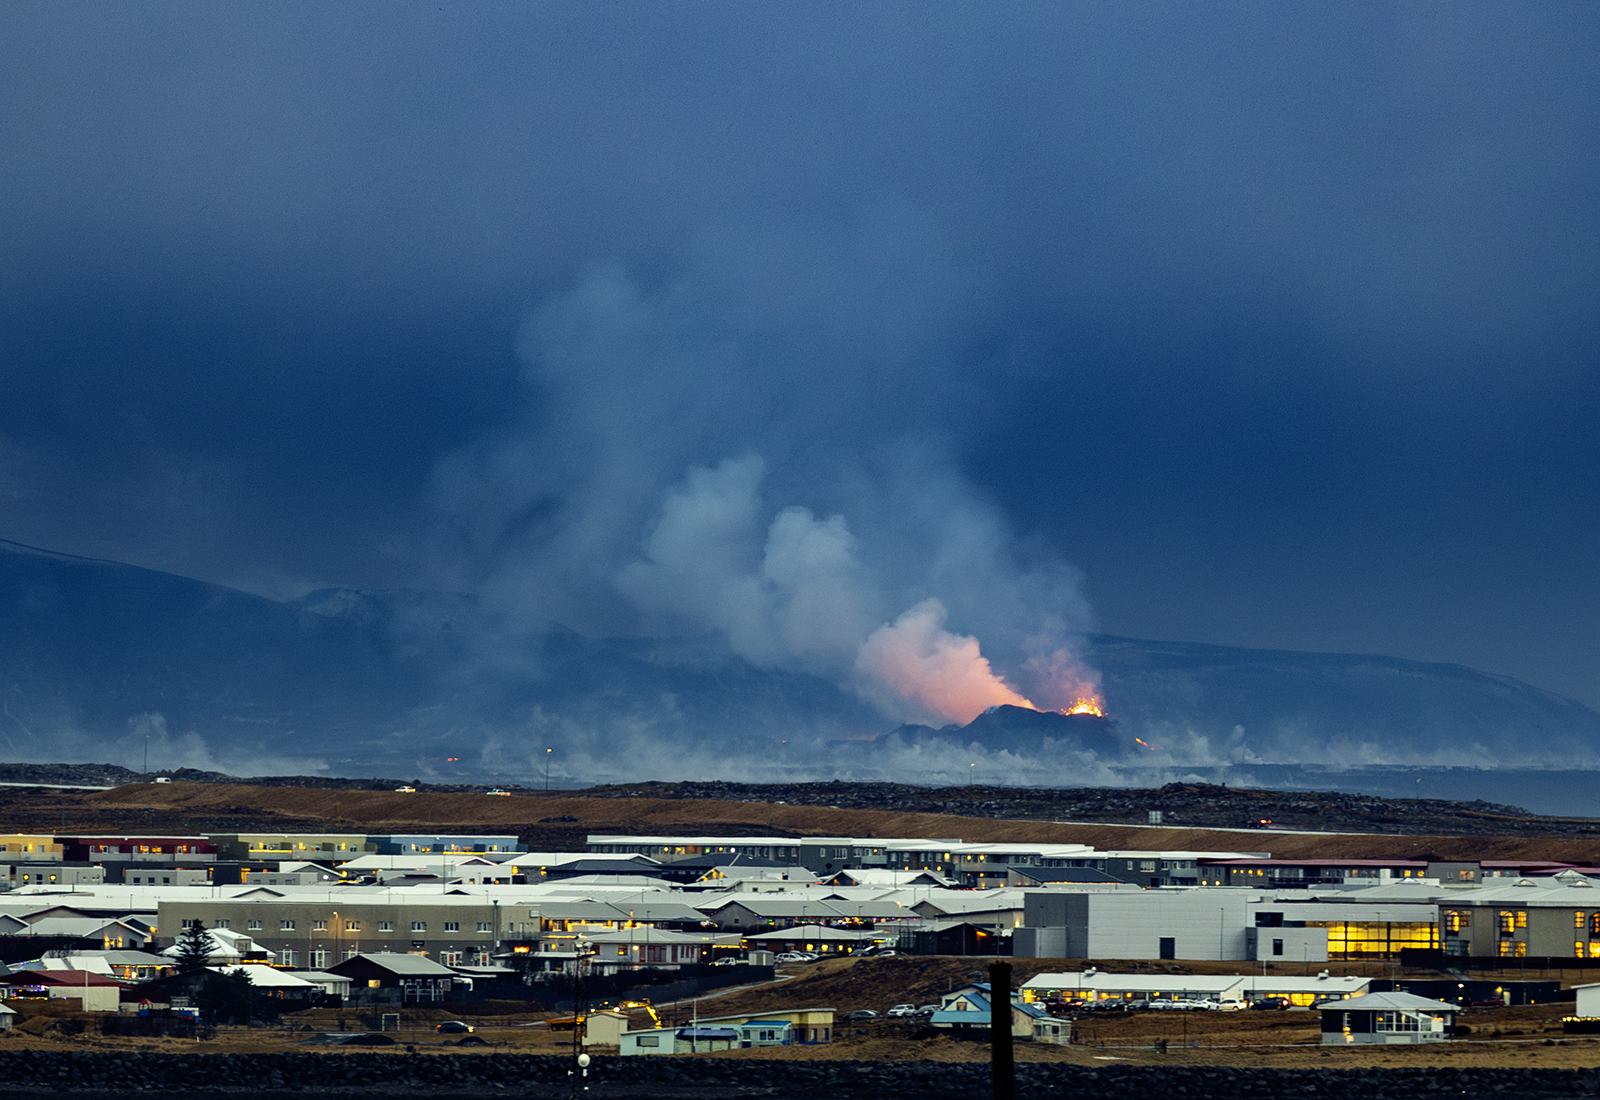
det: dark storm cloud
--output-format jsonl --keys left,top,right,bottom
{"left": 1, "top": 4, "right": 1598, "bottom": 704}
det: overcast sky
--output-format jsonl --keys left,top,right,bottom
{"left": 3, "top": 3, "right": 1599, "bottom": 707}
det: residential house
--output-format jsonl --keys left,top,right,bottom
{"left": 208, "top": 963, "right": 324, "bottom": 1004}
{"left": 17, "top": 916, "right": 151, "bottom": 949}
{"left": 577, "top": 927, "right": 742, "bottom": 967}
{"left": 288, "top": 970, "right": 352, "bottom": 999}
{"left": 158, "top": 927, "right": 272, "bottom": 965}
{"left": 893, "top": 920, "right": 1006, "bottom": 957}
{"left": 619, "top": 1007, "right": 833, "bottom": 1055}
{"left": 1320, "top": 991, "right": 1457, "bottom": 1045}
{"left": 326, "top": 952, "right": 463, "bottom": 1002}
{"left": 743, "top": 923, "right": 881, "bottom": 955}
{"left": 929, "top": 982, "right": 1053, "bottom": 1040}
{"left": 4, "top": 968, "right": 124, "bottom": 1012}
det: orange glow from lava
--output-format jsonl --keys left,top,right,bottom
{"left": 1060, "top": 697, "right": 1105, "bottom": 717}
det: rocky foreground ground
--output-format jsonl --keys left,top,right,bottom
{"left": 3, "top": 1051, "right": 1600, "bottom": 1099}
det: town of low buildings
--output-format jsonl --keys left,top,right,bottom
{"left": 3, "top": 823, "right": 1599, "bottom": 1045}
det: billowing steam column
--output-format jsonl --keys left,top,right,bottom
{"left": 989, "top": 961, "right": 1014, "bottom": 1100}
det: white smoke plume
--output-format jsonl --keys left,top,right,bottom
{"left": 429, "top": 226, "right": 1102, "bottom": 731}
{"left": 614, "top": 453, "right": 1088, "bottom": 725}
{"left": 854, "top": 599, "right": 1034, "bottom": 725}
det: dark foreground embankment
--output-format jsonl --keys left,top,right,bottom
{"left": 3, "top": 1051, "right": 1600, "bottom": 1098}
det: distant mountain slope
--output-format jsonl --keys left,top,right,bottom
{"left": 1, "top": 538, "right": 1597, "bottom": 782}
{"left": 1086, "top": 634, "right": 1600, "bottom": 768}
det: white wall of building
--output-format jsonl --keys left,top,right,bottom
{"left": 1084, "top": 891, "right": 1254, "bottom": 960}
{"left": 1247, "top": 925, "right": 1329, "bottom": 963}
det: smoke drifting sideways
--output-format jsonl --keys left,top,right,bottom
{"left": 426, "top": 228, "right": 1102, "bottom": 742}
{"left": 619, "top": 453, "right": 1098, "bottom": 727}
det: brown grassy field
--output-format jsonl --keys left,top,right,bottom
{"left": 5, "top": 780, "right": 1600, "bottom": 862}
{"left": 6, "top": 982, "right": 1599, "bottom": 1071}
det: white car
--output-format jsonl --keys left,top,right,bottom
{"left": 775, "top": 951, "right": 819, "bottom": 963}
{"left": 886, "top": 1004, "right": 918, "bottom": 1018}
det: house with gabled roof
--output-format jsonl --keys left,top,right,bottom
{"left": 1320, "top": 991, "right": 1457, "bottom": 1044}
{"left": 929, "top": 981, "right": 1056, "bottom": 1040}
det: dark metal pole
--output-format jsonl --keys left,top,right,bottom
{"left": 989, "top": 961, "right": 1014, "bottom": 1100}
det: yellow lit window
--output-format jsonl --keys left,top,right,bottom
{"left": 1517, "top": 911, "right": 1527, "bottom": 929}
{"left": 1591, "top": 943, "right": 1600, "bottom": 959}
{"left": 1579, "top": 912, "right": 1588, "bottom": 930}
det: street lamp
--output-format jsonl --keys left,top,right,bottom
{"left": 545, "top": 748, "right": 553, "bottom": 791}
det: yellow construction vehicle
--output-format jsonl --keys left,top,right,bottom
{"left": 613, "top": 1000, "right": 662, "bottom": 1027}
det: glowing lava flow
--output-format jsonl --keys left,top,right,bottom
{"left": 1059, "top": 698, "right": 1105, "bottom": 717}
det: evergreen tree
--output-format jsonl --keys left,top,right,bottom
{"left": 197, "top": 968, "right": 253, "bottom": 1024}
{"left": 175, "top": 919, "right": 213, "bottom": 976}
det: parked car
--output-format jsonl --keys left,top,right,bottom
{"left": 436, "top": 1021, "right": 475, "bottom": 1034}
{"left": 775, "top": 951, "right": 819, "bottom": 963}
{"left": 484, "top": 788, "right": 511, "bottom": 796}
{"left": 1470, "top": 998, "right": 1507, "bottom": 1009}
{"left": 711, "top": 956, "right": 742, "bottom": 966}
{"left": 887, "top": 1004, "right": 918, "bottom": 1018}
{"left": 845, "top": 1010, "right": 882, "bottom": 1022}
{"left": 1217, "top": 999, "right": 1248, "bottom": 1012}
{"left": 394, "top": 786, "right": 417, "bottom": 793}
{"left": 914, "top": 1004, "right": 939, "bottom": 1017}
{"left": 1249, "top": 997, "right": 1291, "bottom": 1011}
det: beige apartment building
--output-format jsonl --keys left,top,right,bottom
{"left": 1440, "top": 875, "right": 1600, "bottom": 958}
{"left": 0, "top": 835, "right": 64, "bottom": 862}
{"left": 157, "top": 894, "right": 527, "bottom": 969}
